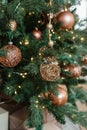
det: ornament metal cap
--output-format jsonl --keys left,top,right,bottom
{"left": 8, "top": 41, "right": 13, "bottom": 45}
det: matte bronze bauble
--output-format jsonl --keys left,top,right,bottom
{"left": 49, "top": 85, "right": 68, "bottom": 106}
{"left": 82, "top": 55, "right": 87, "bottom": 65}
{"left": 57, "top": 11, "right": 75, "bottom": 29}
{"left": 32, "top": 28, "right": 42, "bottom": 40}
{"left": 0, "top": 42, "right": 22, "bottom": 67}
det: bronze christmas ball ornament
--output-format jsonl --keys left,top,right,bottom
{"left": 65, "top": 64, "right": 82, "bottom": 77}
{"left": 32, "top": 28, "right": 42, "bottom": 40}
{"left": 40, "top": 57, "right": 61, "bottom": 81}
{"left": 8, "top": 19, "right": 17, "bottom": 31}
{"left": 82, "top": 55, "right": 87, "bottom": 65}
{"left": 0, "top": 42, "right": 22, "bottom": 67}
{"left": 57, "top": 11, "right": 75, "bottom": 29}
{"left": 49, "top": 85, "right": 68, "bottom": 106}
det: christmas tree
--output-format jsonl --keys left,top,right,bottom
{"left": 0, "top": 0, "right": 87, "bottom": 130}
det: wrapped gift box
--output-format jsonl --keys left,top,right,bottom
{"left": 0, "top": 107, "right": 8, "bottom": 130}
{"left": 0, "top": 104, "right": 81, "bottom": 130}
{"left": 0, "top": 92, "right": 86, "bottom": 130}
{"left": 0, "top": 101, "right": 27, "bottom": 130}
{"left": 10, "top": 106, "right": 27, "bottom": 130}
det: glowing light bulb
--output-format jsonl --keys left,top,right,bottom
{"left": 31, "top": 57, "right": 34, "bottom": 61}
{"left": 8, "top": 73, "right": 11, "bottom": 77}
{"left": 80, "top": 37, "right": 84, "bottom": 41}
{"left": 36, "top": 100, "right": 39, "bottom": 103}
{"left": 15, "top": 91, "right": 17, "bottom": 94}
{"left": 18, "top": 85, "right": 21, "bottom": 88}
{"left": 58, "top": 36, "right": 61, "bottom": 39}
{"left": 72, "top": 36, "right": 75, "bottom": 40}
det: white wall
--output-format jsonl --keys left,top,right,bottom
{"left": 75, "top": 0, "right": 87, "bottom": 30}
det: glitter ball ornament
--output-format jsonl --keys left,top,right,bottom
{"left": 39, "top": 46, "right": 47, "bottom": 56}
{"left": 8, "top": 19, "right": 17, "bottom": 31}
{"left": 82, "top": 55, "right": 87, "bottom": 65}
{"left": 57, "top": 11, "right": 75, "bottom": 29}
{"left": 32, "top": 28, "right": 42, "bottom": 40}
{"left": 40, "top": 57, "right": 61, "bottom": 81}
{"left": 0, "top": 42, "right": 22, "bottom": 67}
{"left": 65, "top": 64, "right": 82, "bottom": 77}
{"left": 49, "top": 85, "right": 68, "bottom": 106}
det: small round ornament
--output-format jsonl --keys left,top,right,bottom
{"left": 49, "top": 85, "right": 68, "bottom": 106}
{"left": 0, "top": 42, "right": 22, "bottom": 67}
{"left": 32, "top": 28, "right": 42, "bottom": 40}
{"left": 48, "top": 40, "right": 54, "bottom": 48}
{"left": 8, "top": 19, "right": 17, "bottom": 31}
{"left": 65, "top": 64, "right": 82, "bottom": 77}
{"left": 82, "top": 55, "right": 87, "bottom": 65}
{"left": 57, "top": 11, "right": 75, "bottom": 29}
{"left": 47, "top": 23, "right": 53, "bottom": 29}
{"left": 40, "top": 57, "right": 61, "bottom": 81}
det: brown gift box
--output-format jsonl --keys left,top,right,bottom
{"left": 0, "top": 101, "right": 27, "bottom": 130}
{"left": 0, "top": 92, "right": 27, "bottom": 130}
{"left": 10, "top": 106, "right": 28, "bottom": 130}
{"left": 0, "top": 85, "right": 87, "bottom": 130}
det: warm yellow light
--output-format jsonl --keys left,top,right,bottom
{"left": 24, "top": 39, "right": 29, "bottom": 45}
{"left": 39, "top": 53, "right": 42, "bottom": 56}
{"left": 63, "top": 62, "right": 66, "bottom": 66}
{"left": 8, "top": 74, "right": 11, "bottom": 77}
{"left": 38, "top": 95, "right": 41, "bottom": 98}
{"left": 20, "top": 73, "right": 23, "bottom": 76}
{"left": 36, "top": 100, "right": 39, "bottom": 103}
{"left": 7, "top": 87, "right": 10, "bottom": 89}
{"left": 64, "top": 8, "right": 68, "bottom": 11}
{"left": 31, "top": 57, "right": 34, "bottom": 61}
{"left": 29, "top": 12, "right": 32, "bottom": 15}
{"left": 15, "top": 91, "right": 17, "bottom": 94}
{"left": 18, "top": 85, "right": 21, "bottom": 88}
{"left": 42, "top": 106, "right": 45, "bottom": 109}
{"left": 24, "top": 72, "right": 27, "bottom": 75}
{"left": 22, "top": 75, "right": 26, "bottom": 78}
{"left": 58, "top": 36, "right": 61, "bottom": 39}
{"left": 69, "top": 54, "right": 72, "bottom": 57}
{"left": 80, "top": 37, "right": 84, "bottom": 41}
{"left": 20, "top": 41, "right": 22, "bottom": 45}
{"left": 35, "top": 105, "right": 38, "bottom": 108}
{"left": 61, "top": 77, "right": 65, "bottom": 79}
{"left": 70, "top": 31, "right": 74, "bottom": 34}
{"left": 72, "top": 36, "right": 75, "bottom": 40}
{"left": 38, "top": 20, "right": 41, "bottom": 23}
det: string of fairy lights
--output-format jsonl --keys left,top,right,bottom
{"left": 6, "top": 0, "right": 85, "bottom": 109}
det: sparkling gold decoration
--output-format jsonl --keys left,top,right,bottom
{"left": 40, "top": 57, "right": 61, "bottom": 81}
{"left": 57, "top": 11, "right": 75, "bottom": 29}
{"left": 47, "top": 0, "right": 54, "bottom": 48}
{"left": 8, "top": 19, "right": 17, "bottom": 31}
{"left": 0, "top": 42, "right": 22, "bottom": 67}
{"left": 39, "top": 46, "right": 47, "bottom": 56}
